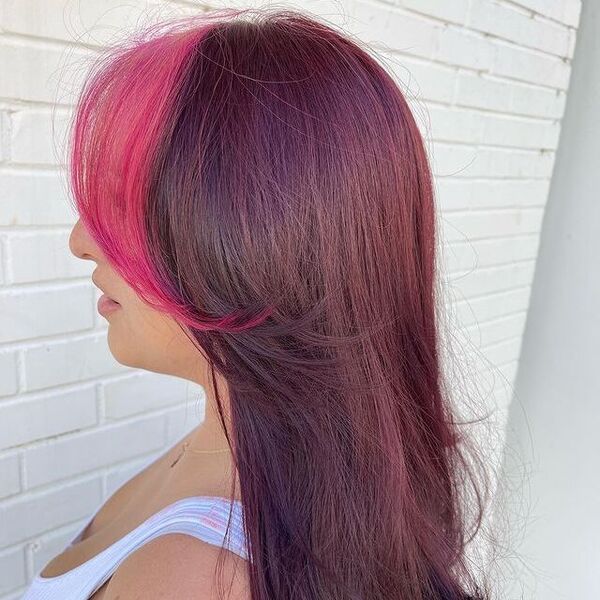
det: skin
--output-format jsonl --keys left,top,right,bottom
{"left": 69, "top": 218, "right": 233, "bottom": 453}
{"left": 64, "top": 218, "right": 250, "bottom": 599}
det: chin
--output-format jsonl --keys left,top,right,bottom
{"left": 106, "top": 326, "right": 143, "bottom": 369}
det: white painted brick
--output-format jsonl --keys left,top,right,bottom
{"left": 0, "top": 476, "right": 102, "bottom": 547}
{"left": 444, "top": 235, "right": 540, "bottom": 272}
{"left": 448, "top": 260, "right": 536, "bottom": 298}
{"left": 0, "top": 283, "right": 94, "bottom": 344}
{"left": 0, "top": 240, "right": 5, "bottom": 285}
{"left": 0, "top": 170, "right": 76, "bottom": 227}
{"left": 27, "top": 519, "right": 86, "bottom": 575}
{"left": 563, "top": 1, "right": 583, "bottom": 29}
{"left": 0, "top": 111, "right": 10, "bottom": 162}
{"left": 0, "top": 352, "right": 18, "bottom": 398}
{"left": 1, "top": 587, "right": 26, "bottom": 600}
{"left": 431, "top": 144, "right": 556, "bottom": 178}
{"left": 441, "top": 208, "right": 545, "bottom": 243}
{"left": 490, "top": 41, "right": 572, "bottom": 89}
{"left": 462, "top": 337, "right": 519, "bottom": 381}
{"left": 399, "top": 0, "right": 469, "bottom": 26}
{"left": 0, "top": 386, "right": 97, "bottom": 451}
{"left": 516, "top": 89, "right": 567, "bottom": 127}
{"left": 455, "top": 286, "right": 532, "bottom": 327}
{"left": 350, "top": 1, "right": 438, "bottom": 58}
{"left": 207, "top": 0, "right": 348, "bottom": 23}
{"left": 165, "top": 402, "right": 203, "bottom": 445}
{"left": 427, "top": 104, "right": 481, "bottom": 144}
{"left": 293, "top": 0, "right": 357, "bottom": 28}
{"left": 383, "top": 54, "right": 456, "bottom": 104}
{"left": 480, "top": 337, "right": 524, "bottom": 370}
{"left": 10, "top": 109, "right": 71, "bottom": 166}
{"left": 24, "top": 414, "right": 166, "bottom": 488}
{"left": 510, "top": 0, "right": 582, "bottom": 28}
{"left": 427, "top": 104, "right": 560, "bottom": 150}
{"left": 432, "top": 26, "right": 495, "bottom": 71}
{"left": 456, "top": 72, "right": 567, "bottom": 119}
{"left": 6, "top": 231, "right": 92, "bottom": 284}
{"left": 105, "top": 453, "right": 157, "bottom": 498}
{"left": 469, "top": 0, "right": 571, "bottom": 57}
{"left": 0, "top": 453, "right": 21, "bottom": 499}
{"left": 0, "top": 40, "right": 93, "bottom": 105}
{"left": 437, "top": 179, "right": 551, "bottom": 211}
{"left": 497, "top": 359, "right": 519, "bottom": 382}
{"left": 103, "top": 371, "right": 203, "bottom": 420}
{"left": 0, "top": 547, "right": 26, "bottom": 595}
{"left": 465, "top": 311, "right": 528, "bottom": 348}
{"left": 567, "top": 28, "right": 577, "bottom": 59}
{"left": 23, "top": 334, "right": 128, "bottom": 391}
{"left": 0, "top": 0, "right": 176, "bottom": 47}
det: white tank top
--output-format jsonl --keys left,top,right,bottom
{"left": 21, "top": 495, "right": 249, "bottom": 599}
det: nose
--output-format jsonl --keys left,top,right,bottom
{"left": 69, "top": 218, "right": 99, "bottom": 261}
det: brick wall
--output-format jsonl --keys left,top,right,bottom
{"left": 0, "top": 0, "right": 582, "bottom": 596}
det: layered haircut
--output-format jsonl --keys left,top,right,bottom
{"left": 69, "top": 7, "right": 492, "bottom": 599}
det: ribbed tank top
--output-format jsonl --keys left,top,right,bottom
{"left": 21, "top": 495, "right": 249, "bottom": 599}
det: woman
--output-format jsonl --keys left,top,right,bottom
{"left": 22, "top": 7, "right": 491, "bottom": 600}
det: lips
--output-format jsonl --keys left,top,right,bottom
{"left": 91, "top": 272, "right": 120, "bottom": 304}
{"left": 97, "top": 294, "right": 121, "bottom": 316}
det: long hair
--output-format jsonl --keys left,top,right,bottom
{"left": 68, "top": 7, "right": 492, "bottom": 599}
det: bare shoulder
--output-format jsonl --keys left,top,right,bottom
{"left": 103, "top": 534, "right": 251, "bottom": 600}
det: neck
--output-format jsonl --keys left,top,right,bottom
{"left": 187, "top": 395, "right": 233, "bottom": 452}
{"left": 163, "top": 362, "right": 241, "bottom": 500}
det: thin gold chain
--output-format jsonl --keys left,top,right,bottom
{"left": 170, "top": 441, "right": 231, "bottom": 468}
{"left": 183, "top": 441, "right": 231, "bottom": 455}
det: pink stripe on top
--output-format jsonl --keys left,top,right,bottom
{"left": 21, "top": 496, "right": 248, "bottom": 600}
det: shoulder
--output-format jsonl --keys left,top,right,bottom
{"left": 103, "top": 533, "right": 251, "bottom": 600}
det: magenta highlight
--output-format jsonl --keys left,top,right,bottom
{"left": 69, "top": 8, "right": 271, "bottom": 332}
{"left": 68, "top": 8, "right": 492, "bottom": 600}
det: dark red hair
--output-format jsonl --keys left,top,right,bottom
{"left": 69, "top": 8, "right": 492, "bottom": 599}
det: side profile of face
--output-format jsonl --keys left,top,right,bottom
{"left": 68, "top": 218, "right": 205, "bottom": 383}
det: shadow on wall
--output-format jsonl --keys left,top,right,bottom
{"left": 497, "top": 1, "right": 600, "bottom": 599}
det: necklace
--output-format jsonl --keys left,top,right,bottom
{"left": 169, "top": 441, "right": 231, "bottom": 468}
